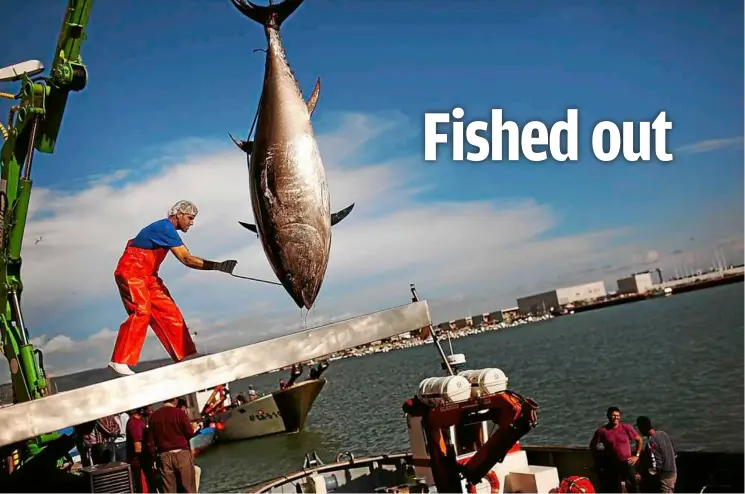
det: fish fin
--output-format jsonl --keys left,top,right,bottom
{"left": 331, "top": 203, "right": 355, "bottom": 226}
{"left": 306, "top": 78, "right": 321, "bottom": 117}
{"left": 229, "top": 0, "right": 304, "bottom": 28}
{"left": 238, "top": 221, "right": 258, "bottom": 235}
{"left": 229, "top": 133, "right": 254, "bottom": 154}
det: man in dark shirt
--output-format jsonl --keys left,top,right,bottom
{"left": 636, "top": 416, "right": 677, "bottom": 493}
{"left": 590, "top": 406, "right": 644, "bottom": 493}
{"left": 147, "top": 397, "right": 198, "bottom": 493}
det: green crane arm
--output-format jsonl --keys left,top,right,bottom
{"left": 0, "top": 0, "right": 93, "bottom": 441}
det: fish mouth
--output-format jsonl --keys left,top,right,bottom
{"left": 284, "top": 277, "right": 317, "bottom": 310}
{"left": 274, "top": 223, "right": 329, "bottom": 310}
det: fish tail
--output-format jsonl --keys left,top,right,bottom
{"left": 229, "top": 0, "right": 304, "bottom": 28}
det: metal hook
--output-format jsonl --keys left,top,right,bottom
{"left": 230, "top": 273, "right": 283, "bottom": 286}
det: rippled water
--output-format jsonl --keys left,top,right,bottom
{"left": 196, "top": 283, "right": 744, "bottom": 492}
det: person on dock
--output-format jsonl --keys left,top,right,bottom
{"left": 87, "top": 415, "right": 121, "bottom": 465}
{"left": 74, "top": 422, "right": 96, "bottom": 467}
{"left": 114, "top": 411, "right": 129, "bottom": 461}
{"left": 108, "top": 200, "right": 238, "bottom": 376}
{"left": 635, "top": 416, "right": 677, "bottom": 493}
{"left": 590, "top": 406, "right": 644, "bottom": 493}
{"left": 126, "top": 407, "right": 154, "bottom": 493}
{"left": 147, "top": 396, "right": 198, "bottom": 493}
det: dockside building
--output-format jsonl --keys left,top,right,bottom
{"left": 516, "top": 281, "right": 607, "bottom": 315}
{"left": 616, "top": 272, "right": 654, "bottom": 294}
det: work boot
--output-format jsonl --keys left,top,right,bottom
{"left": 108, "top": 362, "right": 135, "bottom": 376}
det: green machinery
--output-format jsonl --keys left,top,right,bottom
{"left": 0, "top": 0, "right": 93, "bottom": 471}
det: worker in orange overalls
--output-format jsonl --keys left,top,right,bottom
{"left": 108, "top": 200, "right": 238, "bottom": 376}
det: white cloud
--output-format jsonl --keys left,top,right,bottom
{"left": 4, "top": 110, "right": 739, "bottom": 381}
{"left": 675, "top": 136, "right": 744, "bottom": 155}
{"left": 30, "top": 334, "right": 75, "bottom": 354}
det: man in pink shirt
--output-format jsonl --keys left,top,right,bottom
{"left": 590, "top": 406, "right": 644, "bottom": 493}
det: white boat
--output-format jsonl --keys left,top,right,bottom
{"left": 185, "top": 365, "right": 327, "bottom": 444}
{"left": 211, "top": 379, "right": 326, "bottom": 441}
{"left": 247, "top": 352, "right": 569, "bottom": 493}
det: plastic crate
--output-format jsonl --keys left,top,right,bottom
{"left": 80, "top": 461, "right": 133, "bottom": 493}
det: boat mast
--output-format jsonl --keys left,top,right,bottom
{"left": 409, "top": 284, "right": 454, "bottom": 376}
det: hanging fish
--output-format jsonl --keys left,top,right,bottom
{"left": 229, "top": 0, "right": 354, "bottom": 310}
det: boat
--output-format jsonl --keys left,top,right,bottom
{"left": 243, "top": 284, "right": 745, "bottom": 494}
{"left": 247, "top": 351, "right": 563, "bottom": 494}
{"left": 190, "top": 425, "right": 217, "bottom": 456}
{"left": 186, "top": 362, "right": 329, "bottom": 445}
{"left": 211, "top": 378, "right": 326, "bottom": 442}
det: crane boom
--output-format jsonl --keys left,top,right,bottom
{"left": 0, "top": 0, "right": 94, "bottom": 468}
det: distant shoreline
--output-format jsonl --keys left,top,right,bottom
{"left": 310, "top": 274, "right": 745, "bottom": 364}
{"left": 1, "top": 274, "right": 741, "bottom": 397}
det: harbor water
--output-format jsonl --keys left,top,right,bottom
{"left": 197, "top": 283, "right": 744, "bottom": 492}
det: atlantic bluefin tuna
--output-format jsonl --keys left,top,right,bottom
{"left": 229, "top": 0, "right": 354, "bottom": 310}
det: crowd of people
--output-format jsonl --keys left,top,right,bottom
{"left": 590, "top": 406, "right": 677, "bottom": 493}
{"left": 74, "top": 396, "right": 199, "bottom": 493}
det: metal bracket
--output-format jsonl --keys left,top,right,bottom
{"left": 334, "top": 451, "right": 355, "bottom": 463}
{"left": 303, "top": 450, "right": 324, "bottom": 469}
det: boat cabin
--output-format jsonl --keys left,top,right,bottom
{"left": 183, "top": 384, "right": 234, "bottom": 422}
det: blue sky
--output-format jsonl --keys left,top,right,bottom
{"left": 1, "top": 0, "right": 742, "bottom": 376}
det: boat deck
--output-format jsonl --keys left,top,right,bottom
{"left": 245, "top": 445, "right": 745, "bottom": 493}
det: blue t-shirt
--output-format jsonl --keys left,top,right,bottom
{"left": 130, "top": 218, "right": 184, "bottom": 250}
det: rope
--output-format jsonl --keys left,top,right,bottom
{"left": 246, "top": 90, "right": 262, "bottom": 145}
{"left": 230, "top": 273, "right": 282, "bottom": 286}
{"left": 0, "top": 121, "right": 7, "bottom": 141}
{"left": 0, "top": 92, "right": 15, "bottom": 100}
{"left": 243, "top": 49, "right": 267, "bottom": 148}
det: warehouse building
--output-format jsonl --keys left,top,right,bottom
{"left": 489, "top": 311, "right": 504, "bottom": 323}
{"left": 517, "top": 281, "right": 607, "bottom": 315}
{"left": 500, "top": 307, "right": 519, "bottom": 323}
{"left": 616, "top": 272, "right": 654, "bottom": 294}
{"left": 469, "top": 314, "right": 483, "bottom": 327}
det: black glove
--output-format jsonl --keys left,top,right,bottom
{"left": 217, "top": 260, "right": 238, "bottom": 274}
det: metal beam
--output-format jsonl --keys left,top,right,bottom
{"left": 0, "top": 301, "right": 430, "bottom": 447}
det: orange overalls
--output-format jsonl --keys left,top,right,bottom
{"left": 110, "top": 239, "right": 196, "bottom": 366}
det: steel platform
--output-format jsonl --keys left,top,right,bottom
{"left": 0, "top": 301, "right": 430, "bottom": 448}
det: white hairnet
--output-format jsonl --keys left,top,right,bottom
{"left": 168, "top": 200, "right": 198, "bottom": 217}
